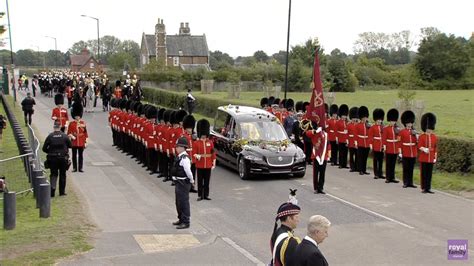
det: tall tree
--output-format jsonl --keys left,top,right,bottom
{"left": 68, "top": 41, "right": 89, "bottom": 55}
{"left": 209, "top": 50, "right": 234, "bottom": 70}
{"left": 271, "top": 50, "right": 287, "bottom": 65}
{"left": 120, "top": 40, "right": 140, "bottom": 66}
{"left": 253, "top": 50, "right": 269, "bottom": 63}
{"left": 108, "top": 52, "right": 136, "bottom": 71}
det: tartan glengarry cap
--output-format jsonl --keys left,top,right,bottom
{"left": 276, "top": 202, "right": 301, "bottom": 219}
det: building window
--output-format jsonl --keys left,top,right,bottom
{"left": 173, "top": 57, "right": 179, "bottom": 66}
{"left": 90, "top": 62, "right": 95, "bottom": 68}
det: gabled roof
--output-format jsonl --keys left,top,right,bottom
{"left": 144, "top": 34, "right": 156, "bottom": 56}
{"left": 70, "top": 54, "right": 91, "bottom": 67}
{"left": 166, "top": 35, "right": 208, "bottom": 57}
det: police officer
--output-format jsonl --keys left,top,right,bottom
{"left": 171, "top": 137, "right": 195, "bottom": 229}
{"left": 43, "top": 121, "right": 72, "bottom": 197}
{"left": 21, "top": 92, "right": 36, "bottom": 126}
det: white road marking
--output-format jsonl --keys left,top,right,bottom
{"left": 326, "top": 193, "right": 415, "bottom": 229}
{"left": 221, "top": 237, "right": 265, "bottom": 266}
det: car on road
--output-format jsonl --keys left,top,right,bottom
{"left": 210, "top": 105, "right": 306, "bottom": 179}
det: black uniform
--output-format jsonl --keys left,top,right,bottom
{"left": 21, "top": 96, "right": 36, "bottom": 125}
{"left": 42, "top": 130, "right": 71, "bottom": 197}
{"left": 289, "top": 238, "right": 328, "bottom": 266}
{"left": 171, "top": 150, "right": 194, "bottom": 228}
{"left": 271, "top": 224, "right": 300, "bottom": 266}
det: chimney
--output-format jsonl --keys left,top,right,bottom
{"left": 179, "top": 22, "right": 191, "bottom": 36}
{"left": 155, "top": 18, "right": 167, "bottom": 66}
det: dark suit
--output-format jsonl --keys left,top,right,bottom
{"left": 290, "top": 238, "right": 328, "bottom": 266}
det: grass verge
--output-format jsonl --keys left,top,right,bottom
{"left": 0, "top": 94, "right": 94, "bottom": 265}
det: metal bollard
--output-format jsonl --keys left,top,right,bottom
{"left": 35, "top": 176, "right": 47, "bottom": 208}
{"left": 3, "top": 192, "right": 16, "bottom": 230}
{"left": 39, "top": 183, "right": 51, "bottom": 218}
{"left": 32, "top": 170, "right": 43, "bottom": 198}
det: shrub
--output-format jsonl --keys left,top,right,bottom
{"left": 437, "top": 136, "right": 473, "bottom": 173}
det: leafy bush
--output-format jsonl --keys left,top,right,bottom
{"left": 437, "top": 136, "right": 473, "bottom": 173}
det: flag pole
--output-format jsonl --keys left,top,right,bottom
{"left": 284, "top": 0, "right": 292, "bottom": 100}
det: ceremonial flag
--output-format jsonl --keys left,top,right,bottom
{"left": 307, "top": 48, "right": 326, "bottom": 128}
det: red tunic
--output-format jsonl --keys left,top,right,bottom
{"left": 382, "top": 125, "right": 399, "bottom": 154}
{"left": 155, "top": 124, "right": 164, "bottom": 152}
{"left": 183, "top": 131, "right": 194, "bottom": 162}
{"left": 169, "top": 127, "right": 185, "bottom": 156}
{"left": 418, "top": 133, "right": 437, "bottom": 163}
{"left": 368, "top": 124, "right": 383, "bottom": 152}
{"left": 144, "top": 121, "right": 156, "bottom": 149}
{"left": 162, "top": 125, "right": 172, "bottom": 155}
{"left": 67, "top": 120, "right": 88, "bottom": 147}
{"left": 336, "top": 119, "right": 348, "bottom": 144}
{"left": 347, "top": 122, "right": 358, "bottom": 148}
{"left": 356, "top": 122, "right": 370, "bottom": 148}
{"left": 306, "top": 129, "right": 330, "bottom": 162}
{"left": 399, "top": 129, "right": 418, "bottom": 158}
{"left": 51, "top": 107, "right": 69, "bottom": 127}
{"left": 193, "top": 138, "right": 216, "bottom": 169}
{"left": 114, "top": 87, "right": 122, "bottom": 99}
{"left": 327, "top": 118, "right": 338, "bottom": 142}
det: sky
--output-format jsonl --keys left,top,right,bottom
{"left": 1, "top": 0, "right": 472, "bottom": 58}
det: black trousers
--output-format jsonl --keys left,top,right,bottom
{"left": 385, "top": 153, "right": 398, "bottom": 181}
{"left": 72, "top": 147, "right": 84, "bottom": 171}
{"left": 357, "top": 147, "right": 370, "bottom": 173}
{"left": 373, "top": 151, "right": 384, "bottom": 178}
{"left": 402, "top": 157, "right": 416, "bottom": 186}
{"left": 330, "top": 141, "right": 338, "bottom": 165}
{"left": 338, "top": 143, "right": 348, "bottom": 168}
{"left": 197, "top": 168, "right": 212, "bottom": 198}
{"left": 23, "top": 111, "right": 33, "bottom": 125}
{"left": 175, "top": 179, "right": 191, "bottom": 224}
{"left": 48, "top": 156, "right": 68, "bottom": 196}
{"left": 312, "top": 160, "right": 327, "bottom": 192}
{"left": 349, "top": 147, "right": 358, "bottom": 171}
{"left": 67, "top": 97, "right": 72, "bottom": 108}
{"left": 420, "top": 162, "right": 433, "bottom": 191}
{"left": 146, "top": 148, "right": 158, "bottom": 173}
{"left": 304, "top": 139, "right": 313, "bottom": 164}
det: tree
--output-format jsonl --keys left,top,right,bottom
{"left": 253, "top": 50, "right": 269, "bottom": 63}
{"left": 271, "top": 50, "right": 287, "bottom": 65}
{"left": 0, "top": 49, "right": 14, "bottom": 65}
{"left": 45, "top": 50, "right": 67, "bottom": 67}
{"left": 209, "top": 50, "right": 234, "bottom": 70}
{"left": 108, "top": 52, "right": 136, "bottom": 71}
{"left": 100, "top": 35, "right": 122, "bottom": 60}
{"left": 287, "top": 58, "right": 312, "bottom": 91}
{"left": 327, "top": 52, "right": 356, "bottom": 92}
{"left": 415, "top": 33, "right": 470, "bottom": 81}
{"left": 15, "top": 49, "right": 41, "bottom": 66}
{"left": 353, "top": 32, "right": 390, "bottom": 54}
{"left": 68, "top": 41, "right": 89, "bottom": 54}
{"left": 120, "top": 40, "right": 140, "bottom": 66}
{"left": 290, "top": 39, "right": 318, "bottom": 67}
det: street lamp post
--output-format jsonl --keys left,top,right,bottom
{"left": 81, "top": 15, "right": 100, "bottom": 63}
{"left": 6, "top": 0, "right": 16, "bottom": 102}
{"left": 284, "top": 0, "right": 292, "bottom": 100}
{"left": 44, "top": 36, "right": 57, "bottom": 69}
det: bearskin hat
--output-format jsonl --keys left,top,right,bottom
{"left": 349, "top": 107, "right": 359, "bottom": 119}
{"left": 358, "top": 106, "right": 369, "bottom": 119}
{"left": 260, "top": 97, "right": 269, "bottom": 108}
{"left": 285, "top": 99, "right": 295, "bottom": 110}
{"left": 138, "top": 103, "right": 146, "bottom": 116}
{"left": 421, "top": 112, "right": 436, "bottom": 132}
{"left": 295, "top": 101, "right": 304, "bottom": 113}
{"left": 169, "top": 111, "right": 177, "bottom": 124}
{"left": 373, "top": 108, "right": 385, "bottom": 121}
{"left": 119, "top": 99, "right": 127, "bottom": 110}
{"left": 71, "top": 101, "right": 83, "bottom": 118}
{"left": 110, "top": 98, "right": 116, "bottom": 108}
{"left": 329, "top": 104, "right": 338, "bottom": 116}
{"left": 183, "top": 115, "right": 196, "bottom": 130}
{"left": 146, "top": 106, "right": 157, "bottom": 119}
{"left": 196, "top": 119, "right": 210, "bottom": 138}
{"left": 54, "top": 93, "right": 64, "bottom": 105}
{"left": 273, "top": 98, "right": 280, "bottom": 106}
{"left": 401, "top": 110, "right": 415, "bottom": 126}
{"left": 280, "top": 99, "right": 287, "bottom": 108}
{"left": 175, "top": 110, "right": 188, "bottom": 123}
{"left": 115, "top": 80, "right": 121, "bottom": 87}
{"left": 338, "top": 104, "right": 349, "bottom": 117}
{"left": 268, "top": 96, "right": 275, "bottom": 106}
{"left": 157, "top": 108, "right": 166, "bottom": 122}
{"left": 303, "top": 102, "right": 310, "bottom": 113}
{"left": 163, "top": 110, "right": 172, "bottom": 123}
{"left": 125, "top": 100, "right": 133, "bottom": 111}
{"left": 387, "top": 108, "right": 399, "bottom": 122}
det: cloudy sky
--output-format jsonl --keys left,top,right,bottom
{"left": 1, "top": 0, "right": 472, "bottom": 57}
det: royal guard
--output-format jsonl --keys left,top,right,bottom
{"left": 260, "top": 97, "right": 269, "bottom": 109}
{"left": 347, "top": 106, "right": 359, "bottom": 172}
{"left": 266, "top": 96, "right": 275, "bottom": 113}
{"left": 182, "top": 114, "right": 198, "bottom": 193}
{"left": 155, "top": 108, "right": 166, "bottom": 178}
{"left": 399, "top": 110, "right": 418, "bottom": 188}
{"left": 306, "top": 121, "right": 331, "bottom": 194}
{"left": 108, "top": 98, "right": 118, "bottom": 146}
{"left": 51, "top": 93, "right": 69, "bottom": 132}
{"left": 114, "top": 80, "right": 122, "bottom": 99}
{"left": 336, "top": 104, "right": 349, "bottom": 169}
{"left": 383, "top": 108, "right": 400, "bottom": 183}
{"left": 302, "top": 102, "right": 312, "bottom": 164}
{"left": 356, "top": 106, "right": 371, "bottom": 176}
{"left": 168, "top": 110, "right": 188, "bottom": 186}
{"left": 418, "top": 113, "right": 437, "bottom": 194}
{"left": 136, "top": 104, "right": 147, "bottom": 166}
{"left": 161, "top": 110, "right": 173, "bottom": 182}
{"left": 124, "top": 100, "right": 134, "bottom": 155}
{"left": 270, "top": 195, "right": 301, "bottom": 266}
{"left": 65, "top": 80, "right": 74, "bottom": 108}
{"left": 67, "top": 101, "right": 88, "bottom": 172}
{"left": 145, "top": 106, "right": 158, "bottom": 174}
{"left": 369, "top": 108, "right": 385, "bottom": 179}
{"left": 327, "top": 104, "right": 339, "bottom": 166}
{"left": 193, "top": 119, "right": 216, "bottom": 201}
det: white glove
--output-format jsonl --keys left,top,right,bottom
{"left": 194, "top": 154, "right": 202, "bottom": 160}
{"left": 433, "top": 159, "right": 437, "bottom": 163}
{"left": 422, "top": 147, "right": 429, "bottom": 154}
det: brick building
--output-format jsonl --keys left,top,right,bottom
{"left": 70, "top": 48, "right": 101, "bottom": 72}
{"left": 140, "top": 18, "right": 210, "bottom": 70}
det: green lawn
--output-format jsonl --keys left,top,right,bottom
{"left": 190, "top": 90, "right": 474, "bottom": 139}
{"left": 0, "top": 95, "right": 94, "bottom": 265}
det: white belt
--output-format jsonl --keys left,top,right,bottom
{"left": 348, "top": 135, "right": 354, "bottom": 137}
{"left": 338, "top": 131, "right": 347, "bottom": 134}
{"left": 358, "top": 135, "right": 368, "bottom": 139}
{"left": 386, "top": 139, "right": 398, "bottom": 143}
{"left": 329, "top": 130, "right": 335, "bottom": 132}
{"left": 402, "top": 143, "right": 416, "bottom": 146}
{"left": 173, "top": 176, "right": 187, "bottom": 180}
{"left": 373, "top": 137, "right": 382, "bottom": 140}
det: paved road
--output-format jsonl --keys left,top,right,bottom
{"left": 23, "top": 91, "right": 473, "bottom": 265}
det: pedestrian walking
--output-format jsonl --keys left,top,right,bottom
{"left": 21, "top": 92, "right": 36, "bottom": 126}
{"left": 171, "top": 137, "right": 195, "bottom": 229}
{"left": 43, "top": 121, "right": 71, "bottom": 197}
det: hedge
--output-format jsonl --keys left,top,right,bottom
{"left": 143, "top": 87, "right": 473, "bottom": 174}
